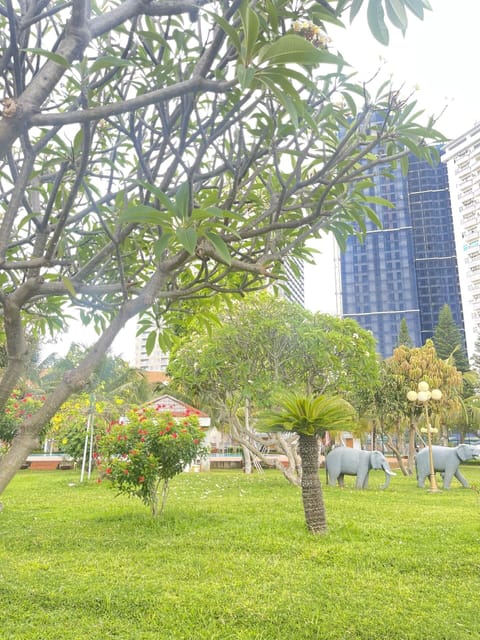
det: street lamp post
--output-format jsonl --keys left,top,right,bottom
{"left": 407, "top": 381, "right": 443, "bottom": 493}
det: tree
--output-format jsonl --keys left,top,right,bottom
{"left": 432, "top": 304, "right": 469, "bottom": 372}
{"left": 396, "top": 318, "right": 414, "bottom": 349}
{"left": 0, "top": 0, "right": 443, "bottom": 500}
{"left": 385, "top": 339, "right": 463, "bottom": 472}
{"left": 259, "top": 393, "right": 356, "bottom": 534}
{"left": 168, "top": 293, "right": 379, "bottom": 481}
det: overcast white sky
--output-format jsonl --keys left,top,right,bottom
{"left": 305, "top": 0, "right": 480, "bottom": 314}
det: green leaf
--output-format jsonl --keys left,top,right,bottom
{"left": 385, "top": 0, "right": 408, "bottom": 32}
{"left": 403, "top": 0, "right": 425, "bottom": 19}
{"left": 153, "top": 232, "right": 174, "bottom": 259}
{"left": 137, "top": 30, "right": 168, "bottom": 49}
{"left": 400, "top": 154, "right": 410, "bottom": 176}
{"left": 89, "top": 56, "right": 133, "bottom": 73}
{"left": 367, "top": 0, "right": 389, "bottom": 45}
{"left": 362, "top": 205, "right": 383, "bottom": 229}
{"left": 349, "top": 0, "right": 364, "bottom": 22}
{"left": 145, "top": 331, "right": 157, "bottom": 355}
{"left": 239, "top": 5, "right": 260, "bottom": 64}
{"left": 158, "top": 328, "right": 176, "bottom": 352}
{"left": 120, "top": 204, "right": 172, "bottom": 226}
{"left": 208, "top": 12, "right": 241, "bottom": 51}
{"left": 256, "top": 73, "right": 301, "bottom": 128}
{"left": 137, "top": 181, "right": 176, "bottom": 213}
{"left": 205, "top": 231, "right": 232, "bottom": 265}
{"left": 175, "top": 182, "right": 190, "bottom": 220}
{"left": 257, "top": 35, "right": 344, "bottom": 67}
{"left": 237, "top": 63, "right": 256, "bottom": 89}
{"left": 176, "top": 227, "right": 197, "bottom": 254}
{"left": 363, "top": 195, "right": 395, "bottom": 208}
{"left": 62, "top": 277, "right": 77, "bottom": 297}
{"left": 72, "top": 128, "right": 84, "bottom": 156}
{"left": 22, "top": 48, "right": 70, "bottom": 67}
{"left": 341, "top": 91, "right": 358, "bottom": 117}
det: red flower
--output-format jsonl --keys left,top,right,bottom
{"left": 123, "top": 468, "right": 129, "bottom": 475}
{"left": 171, "top": 433, "right": 178, "bottom": 439}
{"left": 138, "top": 476, "right": 145, "bottom": 483}
{"left": 106, "top": 467, "right": 112, "bottom": 475}
{"left": 193, "top": 439, "right": 199, "bottom": 445}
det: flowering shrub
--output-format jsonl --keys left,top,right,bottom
{"left": 96, "top": 406, "right": 207, "bottom": 517}
{"left": 0, "top": 391, "right": 46, "bottom": 451}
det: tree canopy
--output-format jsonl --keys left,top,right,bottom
{"left": 0, "top": 0, "right": 442, "bottom": 498}
{"left": 168, "top": 293, "right": 378, "bottom": 481}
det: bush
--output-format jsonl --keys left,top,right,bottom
{"left": 96, "top": 406, "right": 207, "bottom": 516}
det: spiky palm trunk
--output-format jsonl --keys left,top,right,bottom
{"left": 298, "top": 433, "right": 327, "bottom": 534}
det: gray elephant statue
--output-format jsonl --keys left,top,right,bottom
{"left": 415, "top": 444, "right": 480, "bottom": 489}
{"left": 326, "top": 447, "right": 396, "bottom": 489}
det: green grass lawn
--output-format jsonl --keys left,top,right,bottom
{"left": 1, "top": 466, "right": 479, "bottom": 640}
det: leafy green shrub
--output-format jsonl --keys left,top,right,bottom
{"left": 96, "top": 406, "right": 206, "bottom": 516}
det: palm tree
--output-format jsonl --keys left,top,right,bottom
{"left": 260, "top": 393, "right": 356, "bottom": 535}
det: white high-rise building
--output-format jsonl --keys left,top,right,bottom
{"left": 134, "top": 332, "right": 169, "bottom": 372}
{"left": 443, "top": 122, "right": 480, "bottom": 359}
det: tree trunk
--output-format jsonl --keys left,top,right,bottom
{"left": 230, "top": 419, "right": 301, "bottom": 485}
{"left": 0, "top": 430, "right": 40, "bottom": 507}
{"left": 385, "top": 436, "right": 408, "bottom": 476}
{"left": 242, "top": 444, "right": 252, "bottom": 474}
{"left": 297, "top": 433, "right": 327, "bottom": 535}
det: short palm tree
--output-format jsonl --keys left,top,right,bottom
{"left": 260, "top": 393, "right": 356, "bottom": 534}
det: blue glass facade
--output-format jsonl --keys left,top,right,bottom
{"left": 340, "top": 154, "right": 465, "bottom": 358}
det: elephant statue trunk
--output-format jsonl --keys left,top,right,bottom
{"left": 379, "top": 463, "right": 396, "bottom": 489}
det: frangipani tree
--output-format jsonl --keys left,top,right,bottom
{"left": 168, "top": 293, "right": 379, "bottom": 482}
{"left": 0, "top": 0, "right": 441, "bottom": 501}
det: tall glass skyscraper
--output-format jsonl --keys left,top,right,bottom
{"left": 340, "top": 153, "right": 465, "bottom": 359}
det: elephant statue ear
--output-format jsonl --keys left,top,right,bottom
{"left": 371, "top": 451, "right": 384, "bottom": 469}
{"left": 457, "top": 444, "right": 470, "bottom": 461}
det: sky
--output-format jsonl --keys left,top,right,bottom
{"left": 53, "top": 1, "right": 480, "bottom": 363}
{"left": 304, "top": 0, "right": 480, "bottom": 314}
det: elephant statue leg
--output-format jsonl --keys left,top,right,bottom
{"left": 356, "top": 473, "right": 368, "bottom": 489}
{"left": 452, "top": 469, "right": 469, "bottom": 488}
{"left": 417, "top": 472, "right": 427, "bottom": 488}
{"left": 338, "top": 473, "right": 345, "bottom": 488}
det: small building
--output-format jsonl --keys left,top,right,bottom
{"left": 147, "top": 394, "right": 241, "bottom": 469}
